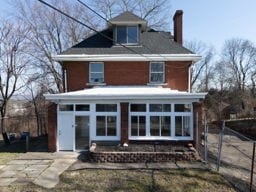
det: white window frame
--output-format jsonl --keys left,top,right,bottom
{"left": 129, "top": 102, "right": 193, "bottom": 141}
{"left": 115, "top": 25, "right": 139, "bottom": 45}
{"left": 94, "top": 103, "right": 120, "bottom": 141}
{"left": 149, "top": 62, "right": 165, "bottom": 84}
{"left": 89, "top": 62, "right": 104, "bottom": 84}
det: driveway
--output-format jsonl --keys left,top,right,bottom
{"left": 206, "top": 126, "right": 255, "bottom": 191}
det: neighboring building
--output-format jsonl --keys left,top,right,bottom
{"left": 45, "top": 10, "right": 206, "bottom": 152}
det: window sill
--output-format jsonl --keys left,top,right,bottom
{"left": 147, "top": 83, "right": 168, "bottom": 86}
{"left": 86, "top": 82, "right": 106, "bottom": 86}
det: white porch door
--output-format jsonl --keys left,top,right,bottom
{"left": 58, "top": 113, "right": 74, "bottom": 151}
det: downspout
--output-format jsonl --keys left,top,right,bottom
{"left": 61, "top": 63, "right": 67, "bottom": 93}
{"left": 64, "top": 69, "right": 67, "bottom": 93}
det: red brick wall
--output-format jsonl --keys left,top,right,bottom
{"left": 165, "top": 61, "right": 190, "bottom": 91}
{"left": 105, "top": 61, "right": 148, "bottom": 85}
{"left": 62, "top": 61, "right": 191, "bottom": 92}
{"left": 62, "top": 62, "right": 88, "bottom": 91}
{"left": 120, "top": 103, "right": 129, "bottom": 144}
{"left": 47, "top": 103, "right": 57, "bottom": 152}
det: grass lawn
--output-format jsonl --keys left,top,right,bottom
{"left": 4, "top": 168, "right": 235, "bottom": 192}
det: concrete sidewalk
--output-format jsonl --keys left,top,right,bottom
{"left": 0, "top": 152, "right": 78, "bottom": 188}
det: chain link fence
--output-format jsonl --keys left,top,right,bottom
{"left": 201, "top": 121, "right": 256, "bottom": 192}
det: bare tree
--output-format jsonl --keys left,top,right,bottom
{"left": 86, "top": 0, "right": 171, "bottom": 30}
{"left": 0, "top": 20, "right": 29, "bottom": 136}
{"left": 222, "top": 38, "right": 256, "bottom": 92}
{"left": 12, "top": 0, "right": 99, "bottom": 93}
{"left": 184, "top": 40, "right": 215, "bottom": 92}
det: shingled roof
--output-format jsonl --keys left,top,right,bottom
{"left": 59, "top": 11, "right": 193, "bottom": 55}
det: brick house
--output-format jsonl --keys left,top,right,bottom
{"left": 45, "top": 10, "right": 206, "bottom": 152}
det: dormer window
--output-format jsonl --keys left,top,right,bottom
{"left": 115, "top": 26, "right": 138, "bottom": 45}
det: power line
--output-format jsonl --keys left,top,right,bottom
{"left": 38, "top": 0, "right": 152, "bottom": 61}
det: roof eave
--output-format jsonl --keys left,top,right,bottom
{"left": 44, "top": 92, "right": 207, "bottom": 102}
{"left": 52, "top": 54, "right": 201, "bottom": 62}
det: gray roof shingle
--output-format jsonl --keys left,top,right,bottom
{"left": 61, "top": 28, "right": 193, "bottom": 55}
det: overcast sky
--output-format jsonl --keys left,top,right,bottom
{"left": 0, "top": 0, "right": 255, "bottom": 53}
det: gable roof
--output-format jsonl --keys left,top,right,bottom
{"left": 109, "top": 11, "right": 146, "bottom": 23}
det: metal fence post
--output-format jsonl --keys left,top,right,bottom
{"left": 217, "top": 120, "right": 225, "bottom": 171}
{"left": 204, "top": 115, "right": 208, "bottom": 162}
{"left": 250, "top": 142, "right": 255, "bottom": 192}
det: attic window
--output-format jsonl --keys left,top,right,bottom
{"left": 116, "top": 26, "right": 138, "bottom": 44}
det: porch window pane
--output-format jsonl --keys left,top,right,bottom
{"left": 59, "top": 105, "right": 73, "bottom": 111}
{"left": 175, "top": 104, "right": 191, "bottom": 112}
{"left": 107, "top": 116, "right": 116, "bottom": 136}
{"left": 149, "top": 104, "right": 171, "bottom": 112}
{"left": 131, "top": 116, "right": 138, "bottom": 136}
{"left": 130, "top": 104, "right": 146, "bottom": 112}
{"left": 96, "top": 104, "right": 117, "bottom": 112}
{"left": 150, "top": 116, "right": 160, "bottom": 136}
{"left": 139, "top": 116, "right": 146, "bottom": 136}
{"left": 76, "top": 104, "right": 90, "bottom": 111}
{"left": 175, "top": 116, "right": 191, "bottom": 136}
{"left": 161, "top": 116, "right": 171, "bottom": 136}
{"left": 96, "top": 116, "right": 105, "bottom": 136}
{"left": 131, "top": 116, "right": 146, "bottom": 136}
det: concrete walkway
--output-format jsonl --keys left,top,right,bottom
{"left": 0, "top": 152, "right": 78, "bottom": 188}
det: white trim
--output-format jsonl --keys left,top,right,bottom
{"left": 52, "top": 54, "right": 201, "bottom": 62}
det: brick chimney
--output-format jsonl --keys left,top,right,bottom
{"left": 173, "top": 10, "right": 183, "bottom": 45}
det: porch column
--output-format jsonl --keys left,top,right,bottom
{"left": 193, "top": 102, "right": 203, "bottom": 151}
{"left": 48, "top": 103, "right": 57, "bottom": 152}
{"left": 120, "top": 103, "right": 129, "bottom": 144}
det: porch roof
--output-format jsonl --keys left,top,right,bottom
{"left": 44, "top": 86, "right": 206, "bottom": 102}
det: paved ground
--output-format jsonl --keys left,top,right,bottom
{"left": 0, "top": 152, "right": 78, "bottom": 188}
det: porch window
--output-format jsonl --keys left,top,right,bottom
{"left": 131, "top": 116, "right": 146, "bottom": 136}
{"left": 129, "top": 103, "right": 192, "bottom": 139}
{"left": 95, "top": 104, "right": 118, "bottom": 137}
{"left": 150, "top": 116, "right": 171, "bottom": 136}
{"left": 96, "top": 116, "right": 117, "bottom": 136}
{"left": 175, "top": 116, "right": 190, "bottom": 136}
{"left": 89, "top": 62, "right": 104, "bottom": 83}
{"left": 116, "top": 26, "right": 138, "bottom": 44}
{"left": 150, "top": 62, "right": 165, "bottom": 83}
{"left": 174, "top": 104, "right": 192, "bottom": 137}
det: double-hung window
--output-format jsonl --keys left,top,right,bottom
{"left": 89, "top": 62, "right": 104, "bottom": 83}
{"left": 150, "top": 62, "right": 165, "bottom": 83}
{"left": 116, "top": 26, "right": 138, "bottom": 44}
